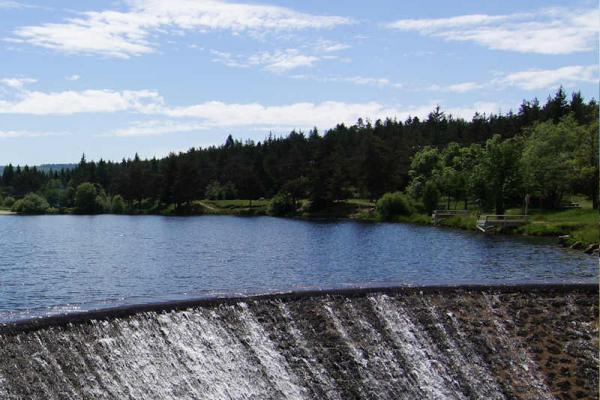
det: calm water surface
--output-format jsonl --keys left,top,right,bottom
{"left": 0, "top": 215, "right": 596, "bottom": 321}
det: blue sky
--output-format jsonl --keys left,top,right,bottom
{"left": 0, "top": 0, "right": 597, "bottom": 164}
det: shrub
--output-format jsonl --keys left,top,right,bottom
{"left": 269, "top": 192, "right": 296, "bottom": 216}
{"left": 95, "top": 195, "right": 110, "bottom": 212}
{"left": 111, "top": 195, "right": 126, "bottom": 214}
{"left": 74, "top": 182, "right": 103, "bottom": 214}
{"left": 140, "top": 198, "right": 158, "bottom": 211}
{"left": 11, "top": 193, "right": 49, "bottom": 214}
{"left": 3, "top": 196, "right": 15, "bottom": 208}
{"left": 376, "top": 192, "right": 413, "bottom": 221}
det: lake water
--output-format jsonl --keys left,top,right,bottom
{"left": 0, "top": 215, "right": 596, "bottom": 322}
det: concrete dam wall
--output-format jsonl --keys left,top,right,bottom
{"left": 0, "top": 285, "right": 597, "bottom": 399}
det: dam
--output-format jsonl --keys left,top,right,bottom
{"left": 0, "top": 285, "right": 597, "bottom": 399}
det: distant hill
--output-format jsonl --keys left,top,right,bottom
{"left": 0, "top": 163, "right": 77, "bottom": 174}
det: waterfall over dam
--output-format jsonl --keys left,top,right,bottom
{"left": 0, "top": 285, "right": 597, "bottom": 399}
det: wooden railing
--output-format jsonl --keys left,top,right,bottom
{"left": 476, "top": 214, "right": 528, "bottom": 232}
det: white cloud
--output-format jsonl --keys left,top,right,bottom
{"left": 0, "top": 1, "right": 31, "bottom": 8}
{"left": 248, "top": 49, "right": 318, "bottom": 72}
{"left": 0, "top": 84, "right": 506, "bottom": 126}
{"left": 211, "top": 48, "right": 319, "bottom": 72}
{"left": 446, "top": 82, "right": 483, "bottom": 93}
{"left": 312, "top": 39, "right": 350, "bottom": 53}
{"left": 13, "top": 0, "right": 352, "bottom": 58}
{"left": 292, "top": 74, "right": 399, "bottom": 88}
{"left": 0, "top": 77, "right": 37, "bottom": 88}
{"left": 444, "top": 102, "right": 503, "bottom": 118}
{"left": 65, "top": 74, "right": 80, "bottom": 81}
{"left": 344, "top": 76, "right": 394, "bottom": 87}
{"left": 389, "top": 14, "right": 506, "bottom": 30}
{"left": 13, "top": 12, "right": 157, "bottom": 58}
{"left": 0, "top": 89, "right": 162, "bottom": 115}
{"left": 0, "top": 130, "right": 68, "bottom": 139}
{"left": 495, "top": 65, "right": 598, "bottom": 90}
{"left": 0, "top": 86, "right": 504, "bottom": 128}
{"left": 111, "top": 120, "right": 207, "bottom": 137}
{"left": 427, "top": 65, "right": 598, "bottom": 93}
{"left": 158, "top": 100, "right": 497, "bottom": 128}
{"left": 209, "top": 50, "right": 248, "bottom": 68}
{"left": 387, "top": 7, "right": 598, "bottom": 54}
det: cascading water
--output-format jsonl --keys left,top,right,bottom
{"left": 0, "top": 286, "right": 596, "bottom": 399}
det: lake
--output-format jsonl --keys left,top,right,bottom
{"left": 0, "top": 215, "right": 596, "bottom": 322}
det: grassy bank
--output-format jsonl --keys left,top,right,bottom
{"left": 425, "top": 202, "right": 598, "bottom": 247}
{"left": 515, "top": 208, "right": 598, "bottom": 246}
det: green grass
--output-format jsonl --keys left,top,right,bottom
{"left": 207, "top": 199, "right": 270, "bottom": 208}
{"left": 513, "top": 206, "right": 598, "bottom": 245}
{"left": 202, "top": 199, "right": 269, "bottom": 215}
{"left": 437, "top": 214, "right": 478, "bottom": 230}
{"left": 345, "top": 198, "right": 375, "bottom": 207}
{"left": 395, "top": 213, "right": 431, "bottom": 224}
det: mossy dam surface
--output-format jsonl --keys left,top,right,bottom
{"left": 0, "top": 285, "right": 596, "bottom": 399}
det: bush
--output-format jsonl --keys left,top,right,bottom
{"left": 111, "top": 195, "right": 126, "bottom": 214}
{"left": 74, "top": 182, "right": 104, "bottom": 214}
{"left": 376, "top": 192, "right": 413, "bottom": 221}
{"left": 96, "top": 195, "right": 110, "bottom": 212}
{"left": 11, "top": 193, "right": 49, "bottom": 214}
{"left": 3, "top": 196, "right": 15, "bottom": 208}
{"left": 269, "top": 192, "right": 296, "bottom": 216}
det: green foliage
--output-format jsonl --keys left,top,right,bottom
{"left": 521, "top": 116, "right": 579, "bottom": 208}
{"left": 571, "top": 225, "right": 599, "bottom": 246}
{"left": 422, "top": 181, "right": 440, "bottom": 214}
{"left": 41, "top": 179, "right": 63, "bottom": 208}
{"left": 269, "top": 192, "right": 296, "bottom": 216}
{"left": 409, "top": 146, "right": 440, "bottom": 183}
{"left": 3, "top": 196, "right": 15, "bottom": 208}
{"left": 376, "top": 192, "right": 413, "bottom": 221}
{"left": 74, "top": 182, "right": 105, "bottom": 214}
{"left": 205, "top": 180, "right": 238, "bottom": 200}
{"left": 111, "top": 195, "right": 126, "bottom": 214}
{"left": 438, "top": 215, "right": 477, "bottom": 230}
{"left": 479, "top": 135, "right": 523, "bottom": 214}
{"left": 162, "top": 201, "right": 205, "bottom": 215}
{"left": 11, "top": 193, "right": 49, "bottom": 214}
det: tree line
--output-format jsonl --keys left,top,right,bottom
{"left": 0, "top": 88, "right": 597, "bottom": 214}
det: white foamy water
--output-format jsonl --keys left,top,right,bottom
{"left": 0, "top": 289, "right": 595, "bottom": 399}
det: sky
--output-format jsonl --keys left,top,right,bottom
{"left": 0, "top": 0, "right": 598, "bottom": 165}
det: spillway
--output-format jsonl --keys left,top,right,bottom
{"left": 0, "top": 285, "right": 597, "bottom": 399}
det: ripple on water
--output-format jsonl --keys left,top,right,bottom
{"left": 0, "top": 215, "right": 596, "bottom": 322}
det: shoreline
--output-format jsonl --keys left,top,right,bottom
{"left": 4, "top": 205, "right": 598, "bottom": 253}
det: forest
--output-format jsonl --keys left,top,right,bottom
{"left": 0, "top": 88, "right": 597, "bottom": 215}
